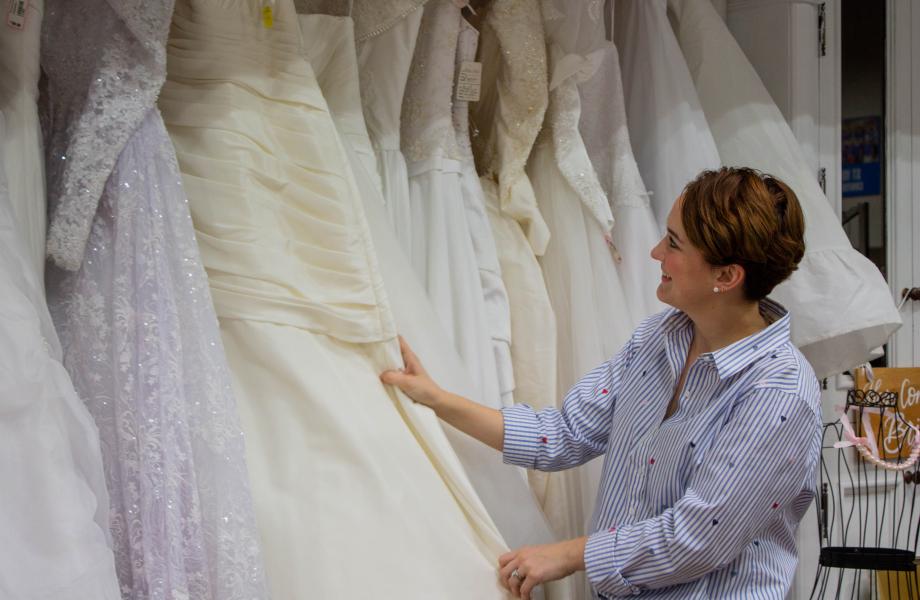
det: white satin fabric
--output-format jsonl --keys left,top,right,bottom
{"left": 161, "top": 2, "right": 509, "bottom": 597}
{"left": 669, "top": 0, "right": 901, "bottom": 378}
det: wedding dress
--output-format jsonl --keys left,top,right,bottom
{"left": 42, "top": 1, "right": 269, "bottom": 597}
{"left": 357, "top": 5, "right": 423, "bottom": 253}
{"left": 668, "top": 0, "right": 901, "bottom": 378}
{"left": 1, "top": 4, "right": 119, "bottom": 592}
{"left": 299, "top": 9, "right": 558, "bottom": 588}
{"left": 614, "top": 0, "right": 721, "bottom": 232}
{"left": 161, "top": 1, "right": 508, "bottom": 596}
{"left": 453, "top": 18, "right": 515, "bottom": 406}
{"left": 575, "top": 4, "right": 666, "bottom": 324}
{"left": 471, "top": 0, "right": 558, "bottom": 423}
{"left": 401, "top": 0, "right": 504, "bottom": 407}
{"left": 525, "top": 4, "right": 637, "bottom": 597}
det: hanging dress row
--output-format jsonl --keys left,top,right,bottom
{"left": 158, "top": 0, "right": 510, "bottom": 596}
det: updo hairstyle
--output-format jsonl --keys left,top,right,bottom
{"left": 680, "top": 167, "right": 806, "bottom": 301}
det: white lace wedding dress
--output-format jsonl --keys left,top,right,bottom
{"left": 401, "top": 0, "right": 504, "bottom": 408}
{"left": 453, "top": 17, "right": 516, "bottom": 407}
{"left": 161, "top": 1, "right": 509, "bottom": 596}
{"left": 471, "top": 0, "right": 558, "bottom": 426}
{"left": 576, "top": 4, "right": 666, "bottom": 324}
{"left": 614, "top": 0, "right": 721, "bottom": 232}
{"left": 668, "top": 0, "right": 901, "bottom": 378}
{"left": 356, "top": 5, "right": 423, "bottom": 254}
{"left": 527, "top": 4, "right": 638, "bottom": 597}
{"left": 43, "top": 1, "right": 269, "bottom": 596}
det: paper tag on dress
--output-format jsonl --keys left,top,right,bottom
{"left": 6, "top": 0, "right": 27, "bottom": 30}
{"left": 456, "top": 61, "right": 482, "bottom": 102}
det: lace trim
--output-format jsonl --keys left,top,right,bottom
{"left": 470, "top": 0, "right": 548, "bottom": 220}
{"left": 545, "top": 45, "right": 612, "bottom": 232}
{"left": 42, "top": 0, "right": 174, "bottom": 271}
{"left": 401, "top": 0, "right": 464, "bottom": 164}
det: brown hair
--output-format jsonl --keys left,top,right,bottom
{"left": 680, "top": 167, "right": 806, "bottom": 301}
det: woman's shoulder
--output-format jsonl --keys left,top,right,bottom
{"left": 744, "top": 342, "right": 822, "bottom": 413}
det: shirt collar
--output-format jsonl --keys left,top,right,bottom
{"left": 660, "top": 298, "right": 791, "bottom": 380}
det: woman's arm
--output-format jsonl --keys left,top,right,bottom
{"left": 380, "top": 336, "right": 505, "bottom": 451}
{"left": 383, "top": 333, "right": 634, "bottom": 472}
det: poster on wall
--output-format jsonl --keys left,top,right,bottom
{"left": 842, "top": 116, "right": 882, "bottom": 197}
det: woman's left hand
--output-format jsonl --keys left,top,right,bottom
{"left": 498, "top": 537, "right": 588, "bottom": 599}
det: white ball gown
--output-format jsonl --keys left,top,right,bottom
{"left": 668, "top": 0, "right": 902, "bottom": 378}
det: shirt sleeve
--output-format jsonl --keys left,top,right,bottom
{"left": 585, "top": 386, "right": 822, "bottom": 596}
{"left": 501, "top": 335, "right": 634, "bottom": 472}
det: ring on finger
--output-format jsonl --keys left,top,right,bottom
{"left": 511, "top": 568, "right": 524, "bottom": 581}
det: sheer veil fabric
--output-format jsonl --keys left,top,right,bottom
{"left": 668, "top": 0, "right": 901, "bottom": 378}
{"left": 161, "top": 1, "right": 509, "bottom": 596}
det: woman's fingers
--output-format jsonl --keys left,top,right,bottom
{"left": 379, "top": 369, "right": 406, "bottom": 387}
{"left": 520, "top": 576, "right": 537, "bottom": 600}
{"left": 397, "top": 335, "right": 426, "bottom": 376}
{"left": 498, "top": 550, "right": 517, "bottom": 568}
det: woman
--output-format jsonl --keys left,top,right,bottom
{"left": 382, "top": 167, "right": 822, "bottom": 599}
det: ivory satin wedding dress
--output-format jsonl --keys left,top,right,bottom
{"left": 161, "top": 2, "right": 509, "bottom": 596}
{"left": 668, "top": 0, "right": 901, "bottom": 378}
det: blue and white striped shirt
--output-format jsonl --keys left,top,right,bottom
{"left": 502, "top": 299, "right": 821, "bottom": 598}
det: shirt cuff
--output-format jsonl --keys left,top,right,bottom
{"left": 585, "top": 529, "right": 641, "bottom": 597}
{"left": 501, "top": 404, "right": 542, "bottom": 468}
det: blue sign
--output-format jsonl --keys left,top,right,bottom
{"left": 842, "top": 116, "right": 882, "bottom": 197}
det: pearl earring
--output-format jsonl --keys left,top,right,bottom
{"left": 713, "top": 287, "right": 720, "bottom": 293}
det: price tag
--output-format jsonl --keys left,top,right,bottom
{"left": 6, "top": 0, "right": 27, "bottom": 30}
{"left": 455, "top": 61, "right": 482, "bottom": 102}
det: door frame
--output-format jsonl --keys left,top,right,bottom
{"left": 886, "top": 0, "right": 920, "bottom": 367}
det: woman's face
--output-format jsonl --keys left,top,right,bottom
{"left": 650, "top": 196, "right": 719, "bottom": 311}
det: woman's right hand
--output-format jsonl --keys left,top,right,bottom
{"left": 380, "top": 336, "right": 443, "bottom": 409}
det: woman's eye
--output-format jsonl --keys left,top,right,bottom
{"left": 668, "top": 237, "right": 678, "bottom": 249}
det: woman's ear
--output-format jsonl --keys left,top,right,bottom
{"left": 714, "top": 263, "right": 745, "bottom": 294}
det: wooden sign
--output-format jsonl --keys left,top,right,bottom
{"left": 853, "top": 367, "right": 920, "bottom": 459}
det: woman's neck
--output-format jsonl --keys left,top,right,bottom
{"left": 688, "top": 300, "right": 769, "bottom": 355}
